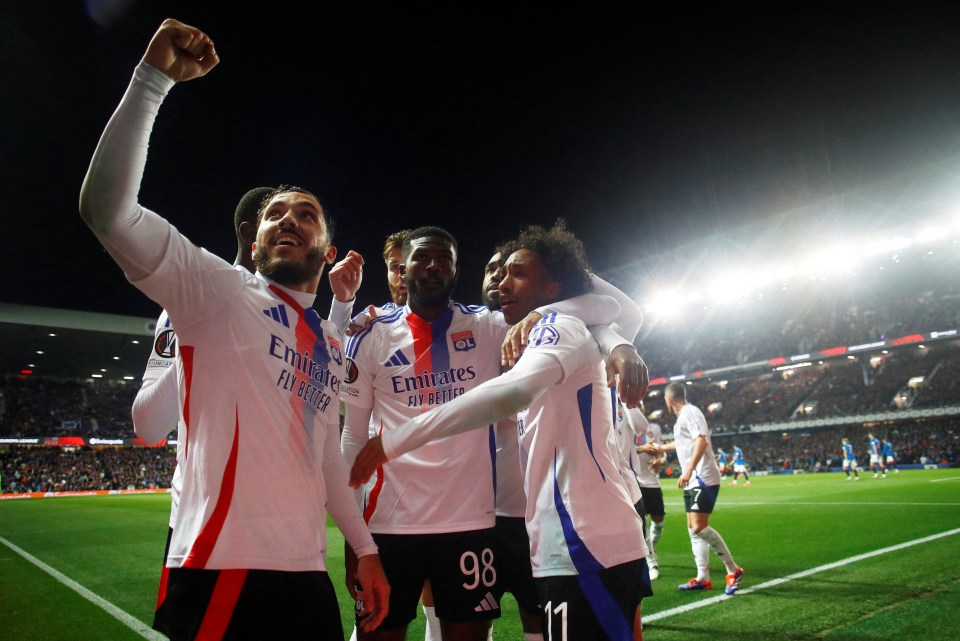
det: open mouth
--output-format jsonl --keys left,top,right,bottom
{"left": 275, "top": 233, "right": 302, "bottom": 247}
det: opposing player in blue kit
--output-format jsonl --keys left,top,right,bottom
{"left": 842, "top": 437, "right": 860, "bottom": 481}
{"left": 729, "top": 444, "right": 750, "bottom": 486}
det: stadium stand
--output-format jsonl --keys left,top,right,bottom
{"left": 1, "top": 225, "right": 957, "bottom": 492}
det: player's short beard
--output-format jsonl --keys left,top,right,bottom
{"left": 408, "top": 273, "right": 458, "bottom": 309}
{"left": 253, "top": 245, "right": 325, "bottom": 288}
{"left": 482, "top": 289, "right": 500, "bottom": 311}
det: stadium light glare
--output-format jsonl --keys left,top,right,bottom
{"left": 91, "top": 374, "right": 103, "bottom": 378}
{"left": 707, "top": 271, "right": 754, "bottom": 303}
{"left": 914, "top": 227, "right": 944, "bottom": 244}
{"left": 645, "top": 290, "right": 684, "bottom": 320}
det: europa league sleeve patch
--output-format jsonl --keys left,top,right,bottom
{"left": 344, "top": 358, "right": 359, "bottom": 384}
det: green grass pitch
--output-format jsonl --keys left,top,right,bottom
{"left": 2, "top": 469, "right": 959, "bottom": 640}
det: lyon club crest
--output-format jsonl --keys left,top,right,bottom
{"left": 451, "top": 331, "right": 476, "bottom": 352}
{"left": 327, "top": 336, "right": 343, "bottom": 366}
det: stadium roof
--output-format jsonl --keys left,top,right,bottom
{"left": 0, "top": 304, "right": 156, "bottom": 383}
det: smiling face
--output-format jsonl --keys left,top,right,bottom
{"left": 497, "top": 249, "right": 560, "bottom": 325}
{"left": 404, "top": 235, "right": 458, "bottom": 310}
{"left": 252, "top": 191, "right": 336, "bottom": 290}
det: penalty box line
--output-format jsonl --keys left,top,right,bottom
{"left": 0, "top": 534, "right": 167, "bottom": 641}
{"left": 644, "top": 527, "right": 960, "bottom": 623}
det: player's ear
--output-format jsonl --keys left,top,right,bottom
{"left": 239, "top": 221, "right": 256, "bottom": 247}
{"left": 324, "top": 245, "right": 338, "bottom": 265}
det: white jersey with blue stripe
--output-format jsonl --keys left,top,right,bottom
{"left": 615, "top": 402, "right": 643, "bottom": 502}
{"left": 625, "top": 408, "right": 662, "bottom": 488}
{"left": 518, "top": 314, "right": 647, "bottom": 577}
{"left": 343, "top": 302, "right": 507, "bottom": 534}
{"left": 672, "top": 403, "right": 722, "bottom": 488}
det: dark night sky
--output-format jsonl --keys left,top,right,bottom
{"left": 3, "top": 1, "right": 960, "bottom": 319}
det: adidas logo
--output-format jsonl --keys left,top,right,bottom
{"left": 263, "top": 305, "right": 290, "bottom": 328}
{"left": 382, "top": 350, "right": 410, "bottom": 367}
{"left": 473, "top": 592, "right": 500, "bottom": 613}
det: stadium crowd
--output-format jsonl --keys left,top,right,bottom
{"left": 1, "top": 445, "right": 176, "bottom": 493}
{"left": 637, "top": 245, "right": 960, "bottom": 375}
{"left": 0, "top": 378, "right": 139, "bottom": 439}
{"left": 2, "top": 243, "right": 957, "bottom": 494}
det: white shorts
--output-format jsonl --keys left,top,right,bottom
{"left": 733, "top": 464, "right": 747, "bottom": 474}
{"left": 869, "top": 455, "right": 880, "bottom": 464}
{"left": 842, "top": 458, "right": 858, "bottom": 470}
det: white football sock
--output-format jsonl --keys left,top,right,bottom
{"left": 423, "top": 605, "right": 441, "bottom": 641}
{"left": 688, "top": 527, "right": 711, "bottom": 581}
{"left": 697, "top": 525, "right": 738, "bottom": 573}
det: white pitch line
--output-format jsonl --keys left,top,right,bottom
{"left": 0, "top": 535, "right": 167, "bottom": 641}
{"left": 644, "top": 527, "right": 960, "bottom": 623}
{"left": 930, "top": 476, "right": 960, "bottom": 483}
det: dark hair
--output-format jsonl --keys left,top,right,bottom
{"left": 256, "top": 184, "right": 335, "bottom": 241}
{"left": 234, "top": 186, "right": 274, "bottom": 246}
{"left": 492, "top": 238, "right": 518, "bottom": 265}
{"left": 510, "top": 219, "right": 592, "bottom": 299}
{"left": 401, "top": 226, "right": 458, "bottom": 260}
{"left": 383, "top": 229, "right": 413, "bottom": 264}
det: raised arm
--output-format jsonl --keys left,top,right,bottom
{"left": 79, "top": 19, "right": 218, "bottom": 279}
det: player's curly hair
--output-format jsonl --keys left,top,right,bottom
{"left": 256, "top": 184, "right": 335, "bottom": 241}
{"left": 510, "top": 219, "right": 593, "bottom": 299}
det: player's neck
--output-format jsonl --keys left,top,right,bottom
{"left": 409, "top": 299, "right": 450, "bottom": 322}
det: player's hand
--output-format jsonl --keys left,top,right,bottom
{"left": 329, "top": 250, "right": 364, "bottom": 302}
{"left": 501, "top": 311, "right": 542, "bottom": 367}
{"left": 355, "top": 554, "right": 390, "bottom": 632}
{"left": 677, "top": 469, "right": 691, "bottom": 489}
{"left": 649, "top": 458, "right": 663, "bottom": 475}
{"left": 142, "top": 19, "right": 219, "bottom": 83}
{"left": 349, "top": 436, "right": 387, "bottom": 488}
{"left": 347, "top": 305, "right": 378, "bottom": 337}
{"left": 637, "top": 442, "right": 661, "bottom": 456}
{"left": 606, "top": 345, "right": 648, "bottom": 408}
